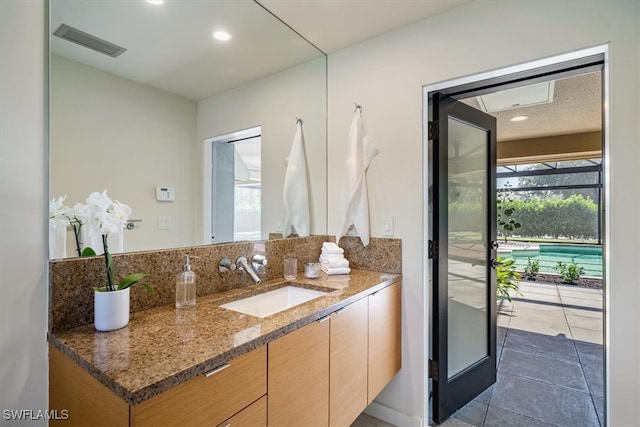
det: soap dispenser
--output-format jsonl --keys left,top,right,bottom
{"left": 176, "top": 255, "right": 196, "bottom": 309}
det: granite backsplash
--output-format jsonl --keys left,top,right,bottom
{"left": 49, "top": 235, "right": 401, "bottom": 332}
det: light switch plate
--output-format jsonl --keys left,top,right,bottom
{"left": 158, "top": 216, "right": 172, "bottom": 230}
{"left": 383, "top": 216, "right": 394, "bottom": 236}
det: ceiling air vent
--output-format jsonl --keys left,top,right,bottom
{"left": 476, "top": 81, "right": 555, "bottom": 113}
{"left": 53, "top": 24, "right": 127, "bottom": 58}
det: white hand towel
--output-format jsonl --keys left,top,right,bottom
{"left": 282, "top": 122, "right": 310, "bottom": 237}
{"left": 338, "top": 109, "right": 379, "bottom": 247}
{"left": 321, "top": 266, "right": 351, "bottom": 275}
{"left": 319, "top": 255, "right": 350, "bottom": 268}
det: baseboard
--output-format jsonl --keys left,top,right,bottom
{"left": 364, "top": 401, "right": 423, "bottom": 427}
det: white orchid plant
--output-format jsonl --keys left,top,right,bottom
{"left": 50, "top": 191, "right": 153, "bottom": 293}
{"left": 49, "top": 195, "right": 88, "bottom": 257}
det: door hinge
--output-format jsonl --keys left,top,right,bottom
{"left": 428, "top": 120, "right": 438, "bottom": 140}
{"left": 428, "top": 240, "right": 438, "bottom": 259}
{"left": 428, "top": 359, "right": 439, "bottom": 379}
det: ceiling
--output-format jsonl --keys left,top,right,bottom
{"left": 258, "top": 0, "right": 474, "bottom": 53}
{"left": 50, "top": 0, "right": 470, "bottom": 101}
{"left": 461, "top": 71, "right": 602, "bottom": 142}
{"left": 50, "top": 0, "right": 600, "bottom": 142}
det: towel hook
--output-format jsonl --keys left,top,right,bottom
{"left": 296, "top": 117, "right": 303, "bottom": 126}
{"left": 354, "top": 103, "right": 362, "bottom": 113}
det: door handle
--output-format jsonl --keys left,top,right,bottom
{"left": 490, "top": 259, "right": 502, "bottom": 270}
{"left": 490, "top": 240, "right": 499, "bottom": 251}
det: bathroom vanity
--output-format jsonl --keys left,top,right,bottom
{"left": 48, "top": 270, "right": 401, "bottom": 426}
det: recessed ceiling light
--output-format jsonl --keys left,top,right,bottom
{"left": 509, "top": 115, "right": 529, "bottom": 122}
{"left": 146, "top": 0, "right": 164, "bottom": 4}
{"left": 213, "top": 31, "right": 232, "bottom": 41}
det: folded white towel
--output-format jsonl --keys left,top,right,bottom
{"left": 319, "top": 255, "right": 350, "bottom": 268}
{"left": 321, "top": 266, "right": 351, "bottom": 275}
{"left": 321, "top": 250, "right": 345, "bottom": 258}
{"left": 322, "top": 242, "right": 344, "bottom": 254}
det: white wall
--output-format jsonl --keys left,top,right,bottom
{"left": 0, "top": 0, "right": 48, "bottom": 424}
{"left": 327, "top": 0, "right": 639, "bottom": 425}
{"left": 50, "top": 55, "right": 198, "bottom": 253}
{"left": 197, "top": 57, "right": 327, "bottom": 241}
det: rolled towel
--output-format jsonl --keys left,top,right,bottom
{"left": 322, "top": 242, "right": 344, "bottom": 254}
{"left": 319, "top": 255, "right": 350, "bottom": 268}
{"left": 321, "top": 266, "right": 351, "bottom": 275}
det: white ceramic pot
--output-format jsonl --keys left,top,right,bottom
{"left": 94, "top": 287, "right": 130, "bottom": 331}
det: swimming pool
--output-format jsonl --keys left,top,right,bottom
{"left": 502, "top": 244, "right": 602, "bottom": 277}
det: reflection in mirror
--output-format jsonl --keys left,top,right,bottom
{"left": 209, "top": 127, "right": 262, "bottom": 243}
{"left": 49, "top": 0, "right": 327, "bottom": 258}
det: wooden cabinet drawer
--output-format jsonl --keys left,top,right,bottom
{"left": 217, "top": 396, "right": 266, "bottom": 427}
{"left": 132, "top": 346, "right": 267, "bottom": 427}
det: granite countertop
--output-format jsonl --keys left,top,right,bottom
{"left": 48, "top": 269, "right": 400, "bottom": 405}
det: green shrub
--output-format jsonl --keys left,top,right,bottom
{"left": 553, "top": 261, "right": 585, "bottom": 284}
{"left": 524, "top": 258, "right": 540, "bottom": 281}
{"left": 496, "top": 257, "right": 522, "bottom": 302}
{"left": 499, "top": 195, "right": 598, "bottom": 240}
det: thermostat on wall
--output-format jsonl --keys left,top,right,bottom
{"left": 156, "top": 186, "right": 175, "bottom": 202}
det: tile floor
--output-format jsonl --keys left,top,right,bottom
{"left": 449, "top": 280, "right": 604, "bottom": 427}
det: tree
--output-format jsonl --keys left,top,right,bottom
{"left": 517, "top": 161, "right": 600, "bottom": 201}
{"left": 497, "top": 183, "right": 521, "bottom": 242}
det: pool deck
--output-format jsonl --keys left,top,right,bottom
{"left": 445, "top": 280, "right": 604, "bottom": 427}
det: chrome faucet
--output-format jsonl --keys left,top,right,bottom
{"left": 236, "top": 256, "right": 261, "bottom": 284}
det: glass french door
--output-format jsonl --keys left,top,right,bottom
{"left": 430, "top": 92, "right": 498, "bottom": 423}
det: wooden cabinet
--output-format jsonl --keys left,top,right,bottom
{"left": 49, "top": 344, "right": 266, "bottom": 427}
{"left": 368, "top": 281, "right": 402, "bottom": 403}
{"left": 329, "top": 298, "right": 369, "bottom": 427}
{"left": 132, "top": 345, "right": 266, "bottom": 426}
{"left": 49, "top": 345, "right": 129, "bottom": 427}
{"left": 217, "top": 395, "right": 266, "bottom": 427}
{"left": 268, "top": 318, "right": 330, "bottom": 427}
{"left": 50, "top": 281, "right": 401, "bottom": 427}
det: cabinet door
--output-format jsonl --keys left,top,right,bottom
{"left": 49, "top": 345, "right": 129, "bottom": 427}
{"left": 132, "top": 345, "right": 266, "bottom": 427}
{"left": 368, "top": 281, "right": 402, "bottom": 403}
{"left": 217, "top": 395, "right": 266, "bottom": 427}
{"left": 330, "top": 298, "right": 369, "bottom": 427}
{"left": 268, "top": 319, "right": 330, "bottom": 427}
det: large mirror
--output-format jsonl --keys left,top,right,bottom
{"left": 49, "top": 0, "right": 327, "bottom": 257}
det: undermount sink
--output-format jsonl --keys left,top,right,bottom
{"left": 219, "top": 285, "right": 329, "bottom": 318}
